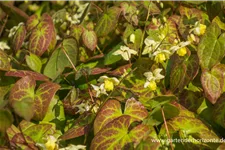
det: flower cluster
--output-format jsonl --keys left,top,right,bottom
{"left": 144, "top": 68, "right": 165, "bottom": 91}
{"left": 113, "top": 45, "right": 137, "bottom": 61}
{"left": 91, "top": 76, "right": 119, "bottom": 97}
{"left": 8, "top": 22, "right": 24, "bottom": 38}
{"left": 0, "top": 41, "right": 10, "bottom": 51}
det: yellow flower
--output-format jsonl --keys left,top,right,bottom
{"left": 155, "top": 53, "right": 166, "bottom": 63}
{"left": 45, "top": 136, "right": 57, "bottom": 150}
{"left": 104, "top": 80, "right": 114, "bottom": 91}
{"left": 194, "top": 23, "right": 206, "bottom": 36}
{"left": 187, "top": 34, "right": 196, "bottom": 43}
{"left": 177, "top": 47, "right": 187, "bottom": 56}
{"left": 148, "top": 80, "right": 157, "bottom": 91}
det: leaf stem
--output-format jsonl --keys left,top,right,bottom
{"left": 61, "top": 47, "right": 78, "bottom": 72}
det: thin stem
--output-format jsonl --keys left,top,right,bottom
{"left": 96, "top": 45, "right": 103, "bottom": 54}
{"left": 161, "top": 107, "right": 174, "bottom": 150}
{"left": 61, "top": 47, "right": 78, "bottom": 72}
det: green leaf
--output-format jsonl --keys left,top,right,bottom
{"left": 146, "top": 95, "right": 177, "bottom": 109}
{"left": 212, "top": 16, "right": 225, "bottom": 30}
{"left": 136, "top": 137, "right": 160, "bottom": 150}
{"left": 0, "top": 85, "right": 10, "bottom": 108}
{"left": 201, "top": 71, "right": 221, "bottom": 104}
{"left": 25, "top": 53, "right": 42, "bottom": 73}
{"left": 82, "top": 29, "right": 97, "bottom": 51}
{"left": 95, "top": 6, "right": 121, "bottom": 37}
{"left": 33, "top": 82, "right": 60, "bottom": 121}
{"left": 12, "top": 24, "right": 26, "bottom": 52}
{"left": 211, "top": 64, "right": 225, "bottom": 92}
{"left": 9, "top": 76, "right": 35, "bottom": 120}
{"left": 70, "top": 25, "right": 84, "bottom": 42}
{"left": 198, "top": 23, "right": 225, "bottom": 69}
{"left": 0, "top": 109, "right": 13, "bottom": 132}
{"left": 91, "top": 115, "right": 149, "bottom": 150}
{"left": 44, "top": 38, "right": 78, "bottom": 79}
{"left": 104, "top": 43, "right": 122, "bottom": 65}
{"left": 0, "top": 50, "right": 10, "bottom": 71}
{"left": 94, "top": 100, "right": 122, "bottom": 135}
{"left": 29, "top": 13, "right": 54, "bottom": 56}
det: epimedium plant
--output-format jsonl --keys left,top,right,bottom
{"left": 1, "top": 1, "right": 225, "bottom": 150}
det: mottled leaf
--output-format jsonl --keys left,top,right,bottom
{"left": 136, "top": 137, "right": 160, "bottom": 150}
{"left": 33, "top": 82, "right": 60, "bottom": 121}
{"left": 0, "top": 109, "right": 13, "bottom": 132}
{"left": 9, "top": 76, "right": 35, "bottom": 120}
{"left": 124, "top": 98, "right": 148, "bottom": 122}
{"left": 26, "top": 14, "right": 39, "bottom": 31}
{"left": 95, "top": 7, "right": 121, "bottom": 37}
{"left": 198, "top": 23, "right": 225, "bottom": 69}
{"left": 29, "top": 13, "right": 54, "bottom": 56}
{"left": 91, "top": 115, "right": 149, "bottom": 150}
{"left": 6, "top": 70, "right": 49, "bottom": 81}
{"left": 70, "top": 25, "right": 84, "bottom": 42}
{"left": 12, "top": 24, "right": 26, "bottom": 52}
{"left": 201, "top": 71, "right": 221, "bottom": 104}
{"left": 44, "top": 38, "right": 78, "bottom": 79}
{"left": 60, "top": 125, "right": 89, "bottom": 140}
{"left": 25, "top": 53, "right": 42, "bottom": 73}
{"left": 82, "top": 29, "right": 97, "bottom": 51}
{"left": 94, "top": 99, "right": 122, "bottom": 134}
{"left": 0, "top": 50, "right": 10, "bottom": 71}
{"left": 211, "top": 64, "right": 225, "bottom": 92}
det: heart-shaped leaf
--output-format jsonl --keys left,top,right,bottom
{"left": 29, "top": 13, "right": 54, "bottom": 56}
{"left": 12, "top": 24, "right": 26, "bottom": 52}
{"left": 95, "top": 6, "right": 121, "bottom": 37}
{"left": 91, "top": 115, "right": 149, "bottom": 150}
{"left": 25, "top": 53, "right": 42, "bottom": 73}
{"left": 0, "top": 50, "right": 10, "bottom": 71}
{"left": 33, "top": 82, "right": 60, "bottom": 121}
{"left": 44, "top": 38, "right": 78, "bottom": 79}
{"left": 9, "top": 76, "right": 36, "bottom": 120}
{"left": 6, "top": 70, "right": 49, "bottom": 81}
{"left": 201, "top": 71, "right": 221, "bottom": 104}
{"left": 198, "top": 23, "right": 225, "bottom": 69}
{"left": 94, "top": 100, "right": 122, "bottom": 135}
{"left": 82, "top": 29, "right": 97, "bottom": 51}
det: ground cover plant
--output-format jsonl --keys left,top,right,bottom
{"left": 1, "top": 1, "right": 225, "bottom": 149}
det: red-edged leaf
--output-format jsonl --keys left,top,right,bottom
{"left": 94, "top": 99, "right": 122, "bottom": 135}
{"left": 6, "top": 70, "right": 49, "bottom": 81}
{"left": 91, "top": 115, "right": 131, "bottom": 150}
{"left": 82, "top": 29, "right": 97, "bottom": 51}
{"left": 91, "top": 115, "right": 148, "bottom": 150}
{"left": 91, "top": 67, "right": 111, "bottom": 75}
{"left": 9, "top": 76, "right": 35, "bottom": 120}
{"left": 124, "top": 98, "right": 148, "bottom": 122}
{"left": 0, "top": 50, "right": 10, "bottom": 71}
{"left": 26, "top": 14, "right": 39, "bottom": 32}
{"left": 33, "top": 82, "right": 60, "bottom": 121}
{"left": 201, "top": 71, "right": 221, "bottom": 104}
{"left": 12, "top": 25, "right": 26, "bottom": 52}
{"left": 29, "top": 13, "right": 54, "bottom": 56}
{"left": 60, "top": 125, "right": 89, "bottom": 140}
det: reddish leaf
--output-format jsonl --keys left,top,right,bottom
{"left": 29, "top": 13, "right": 54, "bottom": 56}
{"left": 124, "top": 98, "right": 148, "bottom": 122}
{"left": 82, "top": 29, "right": 97, "bottom": 51}
{"left": 91, "top": 67, "right": 111, "bottom": 75}
{"left": 60, "top": 125, "right": 89, "bottom": 140}
{"left": 201, "top": 71, "right": 221, "bottom": 104}
{"left": 107, "top": 64, "right": 131, "bottom": 76}
{"left": 33, "top": 82, "right": 60, "bottom": 121}
{"left": 94, "top": 100, "right": 122, "bottom": 135}
{"left": 6, "top": 70, "right": 49, "bottom": 81}
{"left": 9, "top": 76, "right": 35, "bottom": 120}
{"left": 12, "top": 25, "right": 26, "bottom": 52}
{"left": 26, "top": 14, "right": 39, "bottom": 32}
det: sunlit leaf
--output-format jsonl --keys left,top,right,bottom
{"left": 0, "top": 109, "right": 13, "bottom": 132}
{"left": 25, "top": 53, "right": 42, "bottom": 73}
{"left": 9, "top": 76, "right": 35, "bottom": 120}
